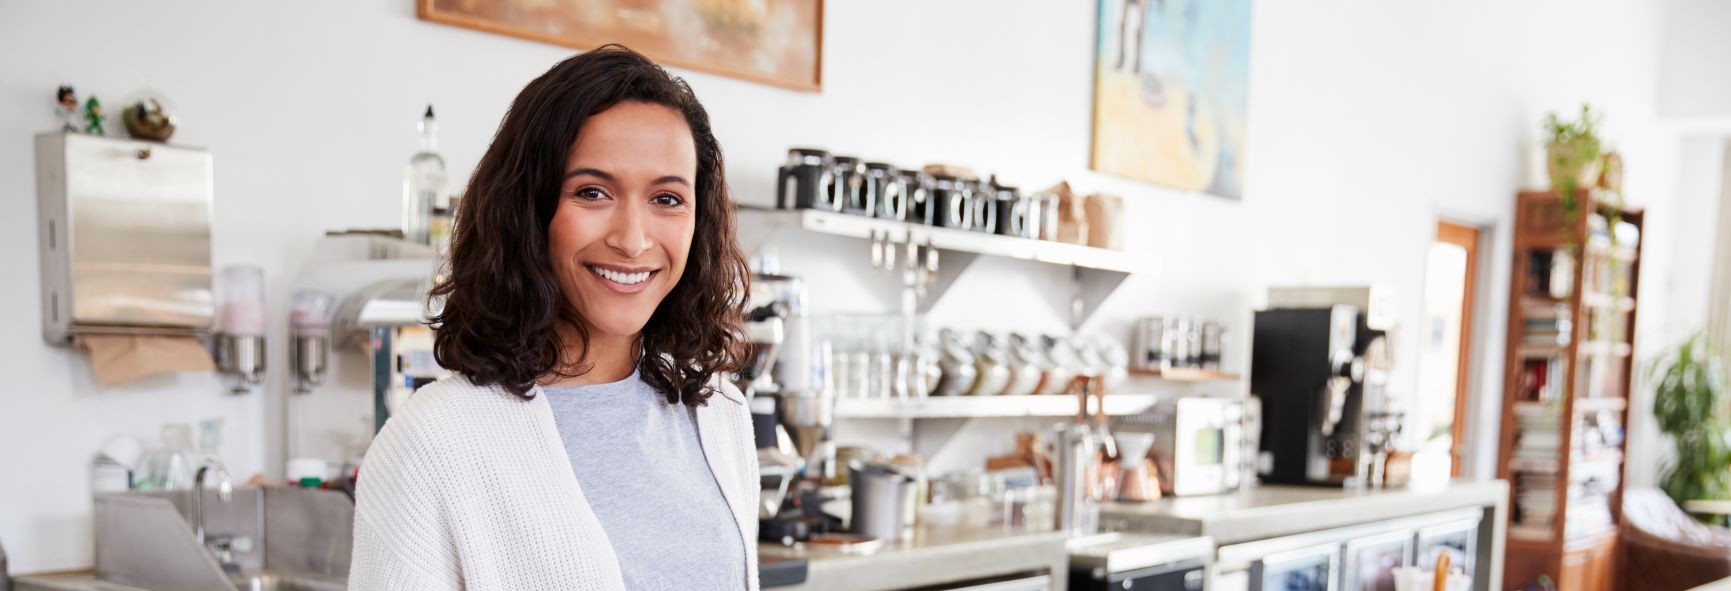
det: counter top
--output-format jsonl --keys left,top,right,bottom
{"left": 15, "top": 571, "right": 142, "bottom": 591}
{"left": 1098, "top": 480, "right": 1508, "bottom": 545}
{"left": 1065, "top": 532, "right": 1213, "bottom": 574}
{"left": 14, "top": 570, "right": 346, "bottom": 591}
{"left": 758, "top": 526, "right": 1069, "bottom": 591}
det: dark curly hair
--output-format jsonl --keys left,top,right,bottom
{"left": 430, "top": 45, "right": 749, "bottom": 406}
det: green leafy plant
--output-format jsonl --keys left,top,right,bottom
{"left": 1652, "top": 334, "right": 1731, "bottom": 523}
{"left": 1542, "top": 104, "right": 1604, "bottom": 226}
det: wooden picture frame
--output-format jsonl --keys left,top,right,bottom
{"left": 418, "top": 0, "right": 824, "bottom": 92}
{"left": 1089, "top": 0, "right": 1252, "bottom": 199}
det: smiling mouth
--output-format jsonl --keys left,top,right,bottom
{"left": 587, "top": 264, "right": 658, "bottom": 287}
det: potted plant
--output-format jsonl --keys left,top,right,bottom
{"left": 1542, "top": 104, "right": 1605, "bottom": 221}
{"left": 1652, "top": 334, "right": 1731, "bottom": 524}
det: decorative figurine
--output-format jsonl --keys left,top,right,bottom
{"left": 55, "top": 85, "right": 79, "bottom": 132}
{"left": 122, "top": 94, "right": 176, "bottom": 142}
{"left": 81, "top": 96, "right": 106, "bottom": 136}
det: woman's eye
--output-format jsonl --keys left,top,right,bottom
{"left": 569, "top": 187, "right": 607, "bottom": 201}
{"left": 653, "top": 193, "right": 686, "bottom": 207}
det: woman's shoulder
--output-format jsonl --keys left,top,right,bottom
{"left": 695, "top": 377, "right": 750, "bottom": 422}
{"left": 397, "top": 373, "right": 528, "bottom": 418}
{"left": 708, "top": 377, "right": 747, "bottom": 406}
{"left": 365, "top": 375, "right": 532, "bottom": 465}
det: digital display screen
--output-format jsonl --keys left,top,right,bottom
{"left": 1195, "top": 428, "right": 1223, "bottom": 465}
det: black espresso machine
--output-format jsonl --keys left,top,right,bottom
{"left": 1250, "top": 295, "right": 1393, "bottom": 486}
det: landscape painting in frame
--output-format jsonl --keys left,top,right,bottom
{"left": 419, "top": 0, "right": 823, "bottom": 91}
{"left": 1091, "top": 0, "right": 1252, "bottom": 199}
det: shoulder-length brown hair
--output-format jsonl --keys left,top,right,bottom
{"left": 430, "top": 45, "right": 749, "bottom": 406}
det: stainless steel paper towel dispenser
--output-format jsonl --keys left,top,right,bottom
{"left": 36, "top": 132, "right": 216, "bottom": 344}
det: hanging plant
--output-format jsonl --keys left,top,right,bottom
{"left": 1542, "top": 104, "right": 1604, "bottom": 237}
{"left": 1652, "top": 334, "right": 1731, "bottom": 525}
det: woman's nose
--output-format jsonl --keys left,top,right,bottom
{"left": 605, "top": 201, "right": 653, "bottom": 258}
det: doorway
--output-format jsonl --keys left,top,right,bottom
{"left": 1415, "top": 220, "right": 1482, "bottom": 478}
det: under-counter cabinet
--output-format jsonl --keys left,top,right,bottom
{"left": 1341, "top": 530, "right": 1413, "bottom": 591}
{"left": 1252, "top": 544, "right": 1338, "bottom": 591}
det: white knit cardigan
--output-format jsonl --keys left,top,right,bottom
{"left": 349, "top": 374, "right": 761, "bottom": 590}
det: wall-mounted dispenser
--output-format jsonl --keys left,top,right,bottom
{"left": 289, "top": 290, "right": 334, "bottom": 393}
{"left": 36, "top": 133, "right": 215, "bottom": 343}
{"left": 215, "top": 265, "right": 266, "bottom": 392}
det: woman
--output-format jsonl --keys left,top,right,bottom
{"left": 350, "top": 46, "right": 758, "bottom": 590}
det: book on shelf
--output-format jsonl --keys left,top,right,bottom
{"left": 1520, "top": 302, "right": 1571, "bottom": 347}
{"left": 1526, "top": 250, "right": 1574, "bottom": 299}
{"left": 1519, "top": 358, "right": 1569, "bottom": 401}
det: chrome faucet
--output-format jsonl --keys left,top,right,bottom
{"left": 191, "top": 459, "right": 233, "bottom": 546}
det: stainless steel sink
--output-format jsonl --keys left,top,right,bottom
{"left": 93, "top": 488, "right": 354, "bottom": 591}
{"left": 230, "top": 572, "right": 347, "bottom": 591}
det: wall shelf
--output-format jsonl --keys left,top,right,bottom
{"left": 735, "top": 205, "right": 1144, "bottom": 273}
{"left": 734, "top": 205, "right": 1144, "bottom": 327}
{"left": 832, "top": 393, "right": 1160, "bottom": 419}
{"left": 1127, "top": 367, "right": 1241, "bottom": 382}
{"left": 1511, "top": 398, "right": 1627, "bottom": 416}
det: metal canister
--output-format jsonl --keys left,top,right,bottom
{"left": 898, "top": 169, "right": 934, "bottom": 225}
{"left": 931, "top": 175, "right": 972, "bottom": 230}
{"left": 967, "top": 179, "right": 998, "bottom": 234}
{"left": 831, "top": 156, "right": 870, "bottom": 216}
{"left": 776, "top": 148, "right": 836, "bottom": 211}
{"left": 849, "top": 462, "right": 919, "bottom": 542}
{"left": 1162, "top": 318, "right": 1186, "bottom": 371}
{"left": 1135, "top": 317, "right": 1166, "bottom": 371}
{"left": 1036, "top": 191, "right": 1061, "bottom": 240}
{"left": 865, "top": 162, "right": 903, "bottom": 221}
{"left": 990, "top": 183, "right": 1029, "bottom": 237}
{"left": 1201, "top": 322, "right": 1224, "bottom": 371}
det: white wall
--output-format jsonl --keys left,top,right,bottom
{"left": 1625, "top": 135, "right": 1731, "bottom": 488}
{"left": 0, "top": 0, "right": 1699, "bottom": 574}
{"left": 1659, "top": 0, "right": 1731, "bottom": 118}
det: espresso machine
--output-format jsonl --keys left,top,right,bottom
{"left": 1250, "top": 288, "right": 1394, "bottom": 487}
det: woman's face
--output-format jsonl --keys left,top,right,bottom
{"left": 549, "top": 101, "right": 697, "bottom": 341}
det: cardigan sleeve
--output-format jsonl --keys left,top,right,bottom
{"left": 718, "top": 381, "right": 763, "bottom": 591}
{"left": 348, "top": 399, "right": 462, "bottom": 590}
{"left": 350, "top": 518, "right": 454, "bottom": 590}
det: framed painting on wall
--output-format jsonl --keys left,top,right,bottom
{"left": 418, "top": 0, "right": 824, "bottom": 92}
{"left": 1091, "top": 0, "right": 1252, "bottom": 199}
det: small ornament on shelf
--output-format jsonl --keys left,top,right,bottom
{"left": 82, "top": 96, "right": 106, "bottom": 136}
{"left": 55, "top": 85, "right": 80, "bottom": 132}
{"left": 122, "top": 91, "right": 177, "bottom": 142}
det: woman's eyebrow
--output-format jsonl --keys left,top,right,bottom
{"left": 564, "top": 167, "right": 613, "bottom": 181}
{"left": 563, "top": 168, "right": 688, "bottom": 188}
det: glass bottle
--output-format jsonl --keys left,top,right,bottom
{"left": 402, "top": 105, "right": 447, "bottom": 245}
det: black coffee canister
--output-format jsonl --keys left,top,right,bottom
{"left": 776, "top": 148, "right": 837, "bottom": 211}
{"left": 898, "top": 169, "right": 934, "bottom": 226}
{"left": 931, "top": 174, "right": 972, "bottom": 230}
{"left": 991, "top": 183, "right": 1026, "bottom": 237}
{"left": 967, "top": 179, "right": 997, "bottom": 234}
{"left": 831, "top": 156, "right": 871, "bottom": 217}
{"left": 865, "top": 162, "right": 902, "bottom": 221}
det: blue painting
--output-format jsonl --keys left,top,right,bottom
{"left": 1091, "top": 0, "right": 1253, "bottom": 199}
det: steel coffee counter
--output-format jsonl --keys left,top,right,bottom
{"left": 758, "top": 526, "right": 1069, "bottom": 591}
{"left": 1098, "top": 480, "right": 1508, "bottom": 591}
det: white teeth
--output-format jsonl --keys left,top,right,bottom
{"left": 589, "top": 266, "right": 651, "bottom": 285}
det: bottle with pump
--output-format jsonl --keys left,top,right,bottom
{"left": 402, "top": 105, "right": 447, "bottom": 245}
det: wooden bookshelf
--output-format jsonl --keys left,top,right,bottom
{"left": 1496, "top": 189, "right": 1643, "bottom": 591}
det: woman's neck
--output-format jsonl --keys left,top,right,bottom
{"left": 541, "top": 323, "right": 638, "bottom": 387}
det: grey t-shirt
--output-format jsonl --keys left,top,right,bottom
{"left": 544, "top": 371, "right": 747, "bottom": 590}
